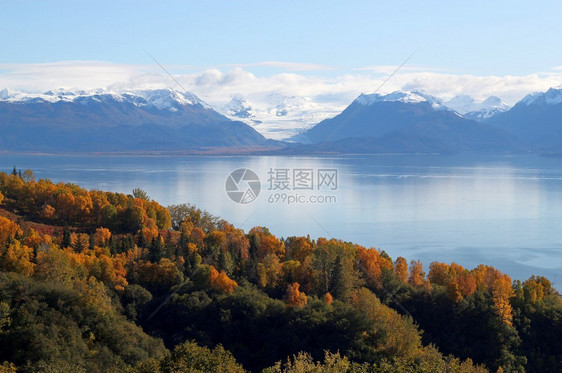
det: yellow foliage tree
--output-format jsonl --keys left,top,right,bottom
{"left": 40, "top": 204, "right": 56, "bottom": 219}
{"left": 23, "top": 228, "right": 52, "bottom": 249}
{"left": 492, "top": 275, "right": 515, "bottom": 326}
{"left": 428, "top": 262, "right": 450, "bottom": 286}
{"left": 0, "top": 217, "right": 22, "bottom": 245}
{"left": 0, "top": 240, "right": 35, "bottom": 276}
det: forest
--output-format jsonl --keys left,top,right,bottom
{"left": 0, "top": 169, "right": 560, "bottom": 372}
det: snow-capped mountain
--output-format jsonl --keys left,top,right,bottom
{"left": 443, "top": 95, "right": 509, "bottom": 121}
{"left": 354, "top": 91, "right": 446, "bottom": 110}
{"left": 222, "top": 94, "right": 255, "bottom": 120}
{"left": 463, "top": 97, "right": 510, "bottom": 121}
{"left": 0, "top": 88, "right": 209, "bottom": 112}
{"left": 293, "top": 90, "right": 519, "bottom": 153}
{"left": 219, "top": 93, "right": 343, "bottom": 140}
{"left": 520, "top": 87, "right": 562, "bottom": 106}
{"left": 0, "top": 88, "right": 267, "bottom": 152}
{"left": 486, "top": 87, "right": 562, "bottom": 150}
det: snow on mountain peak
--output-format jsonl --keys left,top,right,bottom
{"left": 354, "top": 91, "right": 444, "bottom": 110}
{"left": 132, "top": 88, "right": 208, "bottom": 110}
{"left": 521, "top": 88, "right": 562, "bottom": 106}
{"left": 218, "top": 92, "right": 343, "bottom": 140}
{"left": 444, "top": 95, "right": 509, "bottom": 116}
{"left": 481, "top": 96, "right": 502, "bottom": 107}
{"left": 223, "top": 94, "right": 254, "bottom": 119}
{"left": 0, "top": 87, "right": 209, "bottom": 111}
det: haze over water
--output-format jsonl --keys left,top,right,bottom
{"left": 2, "top": 153, "right": 561, "bottom": 288}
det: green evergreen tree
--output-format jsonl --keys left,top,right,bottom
{"left": 138, "top": 229, "right": 147, "bottom": 248}
{"left": 61, "top": 226, "right": 71, "bottom": 248}
{"left": 149, "top": 235, "right": 164, "bottom": 263}
{"left": 329, "top": 254, "right": 355, "bottom": 301}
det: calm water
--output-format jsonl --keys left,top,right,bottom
{"left": 1, "top": 153, "right": 561, "bottom": 287}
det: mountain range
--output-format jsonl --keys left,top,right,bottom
{"left": 0, "top": 87, "right": 561, "bottom": 154}
{"left": 0, "top": 88, "right": 269, "bottom": 152}
{"left": 484, "top": 88, "right": 562, "bottom": 151}
{"left": 291, "top": 92, "right": 520, "bottom": 154}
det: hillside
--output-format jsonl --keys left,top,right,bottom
{"left": 0, "top": 170, "right": 560, "bottom": 372}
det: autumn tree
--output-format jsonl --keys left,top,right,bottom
{"left": 0, "top": 217, "right": 22, "bottom": 245}
{"left": 284, "top": 282, "right": 307, "bottom": 307}
{"left": 408, "top": 259, "right": 426, "bottom": 288}
{"left": 257, "top": 253, "right": 283, "bottom": 288}
{"left": 521, "top": 275, "right": 554, "bottom": 304}
{"left": 93, "top": 227, "right": 111, "bottom": 247}
{"left": 356, "top": 245, "right": 391, "bottom": 289}
{"left": 190, "top": 227, "right": 206, "bottom": 248}
{"left": 428, "top": 262, "right": 450, "bottom": 286}
{"left": 208, "top": 265, "right": 238, "bottom": 294}
{"left": 285, "top": 236, "right": 312, "bottom": 263}
{"left": 249, "top": 226, "right": 285, "bottom": 260}
{"left": 492, "top": 274, "right": 515, "bottom": 325}
{"left": 394, "top": 256, "right": 409, "bottom": 284}
{"left": 0, "top": 241, "right": 35, "bottom": 276}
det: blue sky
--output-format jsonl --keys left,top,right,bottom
{"left": 2, "top": 1, "right": 561, "bottom": 75}
{"left": 1, "top": 1, "right": 561, "bottom": 106}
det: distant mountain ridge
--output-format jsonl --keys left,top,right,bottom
{"left": 0, "top": 88, "right": 268, "bottom": 152}
{"left": 2, "top": 86, "right": 560, "bottom": 154}
{"left": 293, "top": 91, "right": 521, "bottom": 154}
{"left": 443, "top": 95, "right": 510, "bottom": 121}
{"left": 485, "top": 87, "right": 562, "bottom": 151}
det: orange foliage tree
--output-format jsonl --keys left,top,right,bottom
{"left": 357, "top": 245, "right": 392, "bottom": 288}
{"left": 408, "top": 259, "right": 426, "bottom": 288}
{"left": 93, "top": 227, "right": 111, "bottom": 247}
{"left": 208, "top": 265, "right": 238, "bottom": 294}
{"left": 249, "top": 227, "right": 285, "bottom": 260}
{"left": 284, "top": 282, "right": 307, "bottom": 307}
{"left": 394, "top": 257, "right": 409, "bottom": 284}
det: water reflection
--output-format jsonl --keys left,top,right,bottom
{"left": 1, "top": 153, "right": 561, "bottom": 287}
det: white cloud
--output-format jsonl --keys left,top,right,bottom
{"left": 222, "top": 61, "right": 333, "bottom": 71}
{"left": 1, "top": 60, "right": 562, "bottom": 109}
{"left": 0, "top": 61, "right": 152, "bottom": 93}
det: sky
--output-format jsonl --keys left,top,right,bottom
{"left": 1, "top": 0, "right": 562, "bottom": 107}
